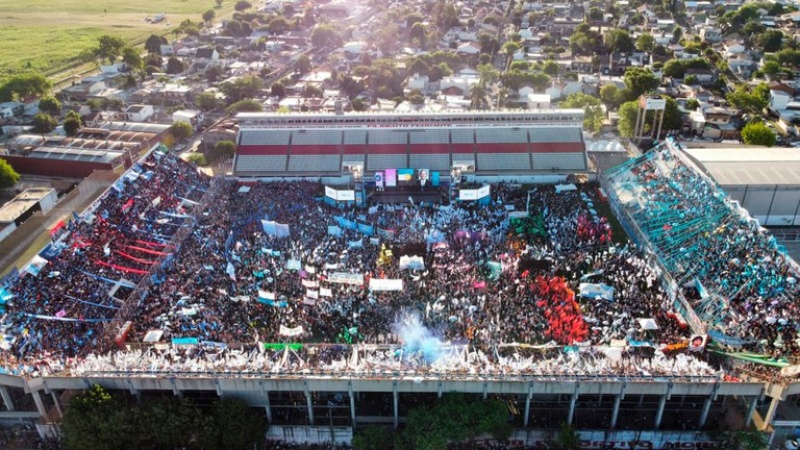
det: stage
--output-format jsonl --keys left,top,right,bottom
{"left": 368, "top": 186, "right": 448, "bottom": 204}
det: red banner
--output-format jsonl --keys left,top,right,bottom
{"left": 126, "top": 245, "right": 170, "bottom": 256}
{"left": 49, "top": 220, "right": 66, "bottom": 236}
{"left": 94, "top": 260, "right": 149, "bottom": 275}
{"left": 115, "top": 251, "right": 155, "bottom": 265}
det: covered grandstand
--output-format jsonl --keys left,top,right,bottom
{"left": 233, "top": 111, "right": 588, "bottom": 176}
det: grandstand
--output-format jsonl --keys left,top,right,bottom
{"left": 233, "top": 111, "right": 588, "bottom": 177}
{"left": 5, "top": 135, "right": 800, "bottom": 448}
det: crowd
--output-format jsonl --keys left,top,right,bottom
{"left": 605, "top": 141, "right": 800, "bottom": 358}
{"left": 0, "top": 150, "right": 211, "bottom": 375}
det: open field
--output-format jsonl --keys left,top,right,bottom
{"left": 0, "top": 0, "right": 234, "bottom": 81}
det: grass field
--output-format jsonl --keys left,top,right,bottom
{"left": 0, "top": 0, "right": 234, "bottom": 82}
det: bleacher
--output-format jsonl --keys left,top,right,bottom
{"left": 477, "top": 153, "right": 531, "bottom": 171}
{"left": 287, "top": 155, "right": 341, "bottom": 172}
{"left": 475, "top": 128, "right": 529, "bottom": 153}
{"left": 409, "top": 153, "right": 451, "bottom": 171}
{"left": 234, "top": 155, "right": 288, "bottom": 173}
{"left": 367, "top": 153, "right": 408, "bottom": 171}
{"left": 530, "top": 127, "right": 584, "bottom": 153}
{"left": 290, "top": 129, "right": 342, "bottom": 152}
{"left": 368, "top": 129, "right": 408, "bottom": 153}
{"left": 409, "top": 129, "right": 451, "bottom": 153}
{"left": 450, "top": 128, "right": 475, "bottom": 154}
{"left": 237, "top": 129, "right": 291, "bottom": 155}
{"left": 532, "top": 153, "right": 587, "bottom": 171}
{"left": 342, "top": 129, "right": 368, "bottom": 155}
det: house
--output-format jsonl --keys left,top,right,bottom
{"left": 61, "top": 80, "right": 107, "bottom": 102}
{"left": 440, "top": 75, "right": 479, "bottom": 93}
{"left": 160, "top": 44, "right": 175, "bottom": 56}
{"left": 769, "top": 81, "right": 795, "bottom": 96}
{"left": 125, "top": 104, "right": 155, "bottom": 122}
{"left": 100, "top": 62, "right": 128, "bottom": 75}
{"left": 456, "top": 42, "right": 481, "bottom": 55}
{"left": 685, "top": 69, "right": 716, "bottom": 86}
{"left": 407, "top": 73, "right": 430, "bottom": 92}
{"left": 343, "top": 41, "right": 366, "bottom": 55}
{"left": 770, "top": 89, "right": 792, "bottom": 111}
{"left": 195, "top": 48, "right": 219, "bottom": 62}
{"left": 527, "top": 93, "right": 551, "bottom": 109}
{"left": 723, "top": 41, "right": 746, "bottom": 58}
{"left": 0, "top": 102, "right": 23, "bottom": 120}
{"left": 172, "top": 110, "right": 204, "bottom": 128}
{"left": 699, "top": 27, "right": 723, "bottom": 44}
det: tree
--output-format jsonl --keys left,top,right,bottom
{"left": 63, "top": 110, "right": 82, "bottom": 137}
{"left": 600, "top": 84, "right": 626, "bottom": 109}
{"left": 686, "top": 98, "right": 700, "bottom": 110}
{"left": 741, "top": 121, "right": 776, "bottom": 146}
{"left": 213, "top": 140, "right": 237, "bottom": 159}
{"left": 754, "top": 29, "right": 784, "bottom": 53}
{"left": 170, "top": 121, "right": 193, "bottom": 142}
{"left": 269, "top": 17, "right": 289, "bottom": 35}
{"left": 205, "top": 65, "right": 224, "bottom": 83}
{"left": 624, "top": 67, "right": 660, "bottom": 98}
{"left": 605, "top": 29, "right": 635, "bottom": 53}
{"left": 95, "top": 35, "right": 126, "bottom": 63}
{"left": 555, "top": 422, "right": 581, "bottom": 450}
{"left": 617, "top": 97, "right": 681, "bottom": 138}
{"left": 762, "top": 60, "right": 782, "bottom": 77}
{"left": 226, "top": 98, "right": 263, "bottom": 113}
{"left": 220, "top": 75, "right": 264, "bottom": 103}
{"left": 234, "top": 0, "right": 252, "bottom": 12}
{"left": 636, "top": 33, "right": 656, "bottom": 52}
{"left": 31, "top": 113, "right": 57, "bottom": 134}
{"left": 501, "top": 41, "right": 521, "bottom": 58}
{"left": 203, "top": 9, "right": 216, "bottom": 24}
{"left": 195, "top": 92, "right": 221, "bottom": 111}
{"left": 470, "top": 83, "right": 489, "bottom": 110}
{"left": 560, "top": 92, "right": 605, "bottom": 132}
{"left": 0, "top": 158, "right": 20, "bottom": 189}
{"left": 311, "top": 24, "right": 343, "bottom": 48}
{"left": 215, "top": 0, "right": 223, "bottom": 7}
{"left": 672, "top": 26, "right": 683, "bottom": 44}
{"left": 726, "top": 83, "right": 769, "bottom": 116}
{"left": 166, "top": 57, "right": 187, "bottom": 74}
{"left": 588, "top": 7, "right": 604, "bottom": 22}
{"left": 0, "top": 73, "right": 51, "bottom": 102}
{"left": 542, "top": 60, "right": 559, "bottom": 76}
{"left": 208, "top": 398, "right": 265, "bottom": 450}
{"left": 121, "top": 47, "right": 143, "bottom": 73}
{"left": 61, "top": 385, "right": 117, "bottom": 450}
{"left": 145, "top": 34, "right": 167, "bottom": 54}
{"left": 352, "top": 425, "right": 394, "bottom": 450}
{"left": 38, "top": 95, "right": 61, "bottom": 117}
{"left": 296, "top": 54, "right": 311, "bottom": 74}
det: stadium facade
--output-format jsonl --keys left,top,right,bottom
{"left": 0, "top": 113, "right": 799, "bottom": 450}
{"left": 233, "top": 110, "right": 588, "bottom": 177}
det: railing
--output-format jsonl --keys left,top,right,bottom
{"left": 101, "top": 175, "right": 228, "bottom": 348}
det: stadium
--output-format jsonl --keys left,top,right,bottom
{"left": 0, "top": 111, "right": 797, "bottom": 449}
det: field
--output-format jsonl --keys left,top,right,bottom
{"left": 0, "top": 0, "right": 234, "bottom": 82}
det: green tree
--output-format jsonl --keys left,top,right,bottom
{"left": 352, "top": 425, "right": 394, "bottom": 450}
{"left": 0, "top": 158, "right": 20, "bottom": 189}
{"left": 61, "top": 385, "right": 117, "bottom": 450}
{"left": 561, "top": 92, "right": 605, "bottom": 132}
{"left": 234, "top": 0, "right": 252, "bottom": 12}
{"left": 220, "top": 75, "right": 264, "bottom": 103}
{"left": 170, "top": 121, "right": 193, "bottom": 142}
{"left": 588, "top": 7, "right": 604, "bottom": 21}
{"left": 351, "top": 98, "right": 367, "bottom": 111}
{"left": 166, "top": 57, "right": 187, "bottom": 74}
{"left": 203, "top": 9, "right": 216, "bottom": 24}
{"left": 205, "top": 65, "right": 224, "bottom": 83}
{"left": 605, "top": 29, "right": 635, "bottom": 53}
{"left": 757, "top": 29, "right": 784, "bottom": 53}
{"left": 726, "top": 83, "right": 769, "bottom": 116}
{"left": 269, "top": 16, "right": 290, "bottom": 35}
{"left": 555, "top": 422, "right": 581, "bottom": 450}
{"left": 145, "top": 34, "right": 167, "bottom": 54}
{"left": 227, "top": 98, "right": 263, "bottom": 113}
{"left": 600, "top": 84, "right": 627, "bottom": 109}
{"left": 311, "top": 24, "right": 343, "bottom": 48}
{"left": 63, "top": 110, "right": 82, "bottom": 137}
{"left": 271, "top": 81, "right": 286, "bottom": 98}
{"left": 0, "top": 73, "right": 52, "bottom": 102}
{"left": 31, "top": 112, "right": 57, "bottom": 134}
{"left": 502, "top": 41, "right": 521, "bottom": 58}
{"left": 195, "top": 92, "right": 220, "bottom": 111}
{"left": 636, "top": 33, "right": 656, "bottom": 52}
{"left": 95, "top": 35, "right": 126, "bottom": 63}
{"left": 686, "top": 98, "right": 700, "bottom": 110}
{"left": 208, "top": 398, "right": 265, "bottom": 450}
{"left": 542, "top": 60, "right": 559, "bottom": 76}
{"left": 121, "top": 47, "right": 143, "bottom": 73}
{"left": 214, "top": 140, "right": 237, "bottom": 159}
{"left": 617, "top": 97, "right": 681, "bottom": 138}
{"left": 38, "top": 95, "right": 61, "bottom": 117}
{"left": 741, "top": 121, "right": 776, "bottom": 146}
{"left": 296, "top": 54, "right": 311, "bottom": 74}
{"left": 624, "top": 67, "right": 660, "bottom": 98}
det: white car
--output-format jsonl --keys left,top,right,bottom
{"left": 785, "top": 439, "right": 800, "bottom": 449}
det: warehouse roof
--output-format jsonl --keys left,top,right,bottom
{"left": 683, "top": 146, "right": 800, "bottom": 187}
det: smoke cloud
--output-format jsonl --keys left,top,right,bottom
{"left": 394, "top": 312, "right": 444, "bottom": 364}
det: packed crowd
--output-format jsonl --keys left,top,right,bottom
{"left": 605, "top": 141, "right": 800, "bottom": 358}
{"left": 0, "top": 150, "right": 211, "bottom": 374}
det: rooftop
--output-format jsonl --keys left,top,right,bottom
{"left": 683, "top": 146, "right": 800, "bottom": 186}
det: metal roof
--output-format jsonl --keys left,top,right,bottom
{"left": 683, "top": 147, "right": 800, "bottom": 187}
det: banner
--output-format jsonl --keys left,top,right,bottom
{"left": 477, "top": 185, "right": 490, "bottom": 198}
{"left": 286, "top": 259, "right": 301, "bottom": 271}
{"left": 579, "top": 283, "right": 615, "bottom": 301}
{"left": 325, "top": 186, "right": 337, "bottom": 199}
{"left": 320, "top": 287, "right": 333, "bottom": 297}
{"left": 261, "top": 220, "right": 291, "bottom": 238}
{"left": 374, "top": 171, "right": 384, "bottom": 189}
{"left": 301, "top": 279, "right": 319, "bottom": 288}
{"left": 377, "top": 228, "right": 396, "bottom": 241}
{"left": 327, "top": 225, "right": 342, "bottom": 237}
{"left": 385, "top": 169, "right": 397, "bottom": 187}
{"left": 226, "top": 261, "right": 236, "bottom": 280}
{"left": 335, "top": 216, "right": 357, "bottom": 230}
{"left": 258, "top": 290, "right": 276, "bottom": 301}
{"left": 25, "top": 255, "right": 49, "bottom": 276}
{"left": 369, "top": 278, "right": 404, "bottom": 291}
{"left": 357, "top": 223, "right": 374, "bottom": 236}
{"left": 328, "top": 272, "right": 364, "bottom": 285}
{"left": 399, "top": 255, "right": 425, "bottom": 270}
{"left": 279, "top": 325, "right": 304, "bottom": 337}
{"left": 306, "top": 289, "right": 319, "bottom": 299}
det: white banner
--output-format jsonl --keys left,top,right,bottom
{"left": 279, "top": 325, "right": 304, "bottom": 337}
{"left": 325, "top": 186, "right": 337, "bottom": 199}
{"left": 477, "top": 185, "right": 490, "bottom": 198}
{"left": 304, "top": 265, "right": 317, "bottom": 274}
{"left": 399, "top": 255, "right": 425, "bottom": 270}
{"left": 328, "top": 272, "right": 364, "bottom": 285}
{"left": 306, "top": 289, "right": 319, "bottom": 299}
{"left": 320, "top": 287, "right": 333, "bottom": 297}
{"left": 459, "top": 189, "right": 478, "bottom": 200}
{"left": 374, "top": 172, "right": 384, "bottom": 189}
{"left": 369, "top": 278, "right": 404, "bottom": 291}
{"left": 301, "top": 279, "right": 319, "bottom": 288}
{"left": 337, "top": 190, "right": 355, "bottom": 201}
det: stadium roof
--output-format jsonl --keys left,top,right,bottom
{"left": 683, "top": 147, "right": 800, "bottom": 187}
